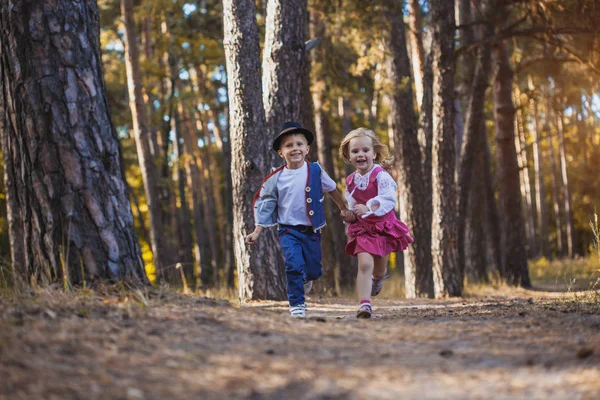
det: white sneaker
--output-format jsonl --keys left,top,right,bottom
{"left": 303, "top": 280, "right": 313, "bottom": 294}
{"left": 356, "top": 303, "right": 372, "bottom": 319}
{"left": 290, "top": 303, "right": 306, "bottom": 318}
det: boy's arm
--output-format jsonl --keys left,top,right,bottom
{"left": 327, "top": 188, "right": 348, "bottom": 212}
{"left": 245, "top": 225, "right": 263, "bottom": 245}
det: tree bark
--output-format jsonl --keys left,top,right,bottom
{"left": 385, "top": 2, "right": 433, "bottom": 298}
{"left": 122, "top": 0, "right": 171, "bottom": 280}
{"left": 0, "top": 0, "right": 147, "bottom": 284}
{"left": 456, "top": 19, "right": 492, "bottom": 286}
{"left": 172, "top": 108, "right": 195, "bottom": 277}
{"left": 179, "top": 103, "right": 210, "bottom": 288}
{"left": 262, "top": 0, "right": 307, "bottom": 167}
{"left": 483, "top": 135, "right": 504, "bottom": 276}
{"left": 309, "top": 11, "right": 353, "bottom": 293}
{"left": 465, "top": 142, "right": 489, "bottom": 283}
{"left": 514, "top": 87, "right": 537, "bottom": 258}
{"left": 528, "top": 79, "right": 550, "bottom": 259}
{"left": 492, "top": 41, "right": 530, "bottom": 287}
{"left": 545, "top": 95, "right": 563, "bottom": 256}
{"left": 0, "top": 74, "right": 24, "bottom": 282}
{"left": 431, "top": 0, "right": 460, "bottom": 297}
{"left": 223, "top": 0, "right": 286, "bottom": 301}
{"left": 408, "top": 0, "right": 425, "bottom": 111}
{"left": 556, "top": 109, "right": 575, "bottom": 257}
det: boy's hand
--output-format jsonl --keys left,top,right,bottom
{"left": 354, "top": 204, "right": 370, "bottom": 217}
{"left": 341, "top": 209, "right": 356, "bottom": 223}
{"left": 245, "top": 229, "right": 262, "bottom": 245}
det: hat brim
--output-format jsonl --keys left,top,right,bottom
{"left": 272, "top": 127, "right": 314, "bottom": 151}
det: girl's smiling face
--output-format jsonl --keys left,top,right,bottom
{"left": 278, "top": 133, "right": 309, "bottom": 169}
{"left": 348, "top": 136, "right": 375, "bottom": 174}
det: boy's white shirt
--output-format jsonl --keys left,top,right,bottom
{"left": 345, "top": 167, "right": 397, "bottom": 218}
{"left": 277, "top": 162, "right": 336, "bottom": 226}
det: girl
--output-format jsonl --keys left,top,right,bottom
{"left": 339, "top": 128, "right": 413, "bottom": 319}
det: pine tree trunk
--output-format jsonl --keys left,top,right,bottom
{"left": 492, "top": 42, "right": 530, "bottom": 287}
{"left": 172, "top": 109, "right": 195, "bottom": 276}
{"left": 408, "top": 0, "right": 425, "bottom": 111}
{"left": 556, "top": 109, "right": 575, "bottom": 257}
{"left": 0, "top": 83, "right": 24, "bottom": 281}
{"left": 545, "top": 96, "right": 563, "bottom": 256}
{"left": 121, "top": 0, "right": 171, "bottom": 280}
{"left": 514, "top": 88, "right": 537, "bottom": 258}
{"left": 465, "top": 142, "right": 489, "bottom": 283}
{"left": 456, "top": 20, "right": 492, "bottom": 286}
{"left": 0, "top": 0, "right": 146, "bottom": 284}
{"left": 483, "top": 136, "right": 504, "bottom": 276}
{"left": 385, "top": 2, "right": 433, "bottom": 298}
{"left": 431, "top": 0, "right": 460, "bottom": 297}
{"left": 528, "top": 80, "right": 550, "bottom": 259}
{"left": 223, "top": 0, "right": 286, "bottom": 301}
{"left": 310, "top": 11, "right": 354, "bottom": 293}
{"left": 263, "top": 0, "right": 307, "bottom": 166}
{"left": 179, "top": 104, "right": 210, "bottom": 288}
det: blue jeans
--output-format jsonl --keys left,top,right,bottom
{"left": 278, "top": 226, "right": 323, "bottom": 307}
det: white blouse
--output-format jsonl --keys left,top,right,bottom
{"left": 345, "top": 167, "right": 398, "bottom": 218}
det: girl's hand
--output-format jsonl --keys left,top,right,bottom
{"left": 354, "top": 204, "right": 370, "bottom": 217}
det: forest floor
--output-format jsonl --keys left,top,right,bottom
{"left": 1, "top": 283, "right": 599, "bottom": 400}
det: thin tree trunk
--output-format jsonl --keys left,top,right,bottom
{"left": 223, "top": 0, "right": 286, "bottom": 301}
{"left": 172, "top": 108, "right": 195, "bottom": 276}
{"left": 180, "top": 104, "right": 210, "bottom": 288}
{"left": 514, "top": 87, "right": 537, "bottom": 257}
{"left": 309, "top": 11, "right": 353, "bottom": 293}
{"left": 556, "top": 109, "right": 575, "bottom": 257}
{"left": 339, "top": 96, "right": 355, "bottom": 177}
{"left": 431, "top": 0, "right": 460, "bottom": 297}
{"left": 492, "top": 41, "right": 530, "bottom": 287}
{"left": 545, "top": 96, "right": 563, "bottom": 256}
{"left": 121, "top": 0, "right": 170, "bottom": 280}
{"left": 528, "top": 79, "right": 550, "bottom": 259}
{"left": 141, "top": 15, "right": 160, "bottom": 158}
{"left": 385, "top": 2, "right": 433, "bottom": 298}
{"left": 408, "top": 0, "right": 425, "bottom": 110}
{"left": 465, "top": 144, "right": 489, "bottom": 283}
{"left": 0, "top": 0, "right": 146, "bottom": 284}
{"left": 456, "top": 18, "right": 492, "bottom": 286}
{"left": 483, "top": 135, "right": 504, "bottom": 276}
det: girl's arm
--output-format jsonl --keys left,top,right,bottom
{"left": 365, "top": 171, "right": 397, "bottom": 216}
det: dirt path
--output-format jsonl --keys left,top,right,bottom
{"left": 1, "top": 288, "right": 599, "bottom": 399}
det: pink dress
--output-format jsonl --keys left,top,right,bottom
{"left": 345, "top": 166, "right": 414, "bottom": 256}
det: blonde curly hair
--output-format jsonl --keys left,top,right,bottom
{"left": 339, "top": 127, "right": 394, "bottom": 171}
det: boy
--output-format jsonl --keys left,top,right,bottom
{"left": 245, "top": 121, "right": 352, "bottom": 317}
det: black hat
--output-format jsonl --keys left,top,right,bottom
{"left": 272, "top": 121, "right": 314, "bottom": 151}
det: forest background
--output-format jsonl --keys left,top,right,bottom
{"left": 1, "top": 0, "right": 600, "bottom": 300}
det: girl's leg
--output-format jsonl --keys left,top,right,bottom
{"left": 356, "top": 252, "right": 375, "bottom": 302}
{"left": 373, "top": 255, "right": 389, "bottom": 279}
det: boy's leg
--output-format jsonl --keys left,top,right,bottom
{"left": 302, "top": 232, "right": 323, "bottom": 282}
{"left": 279, "top": 230, "right": 306, "bottom": 307}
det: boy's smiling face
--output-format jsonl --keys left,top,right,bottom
{"left": 278, "top": 133, "right": 309, "bottom": 169}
